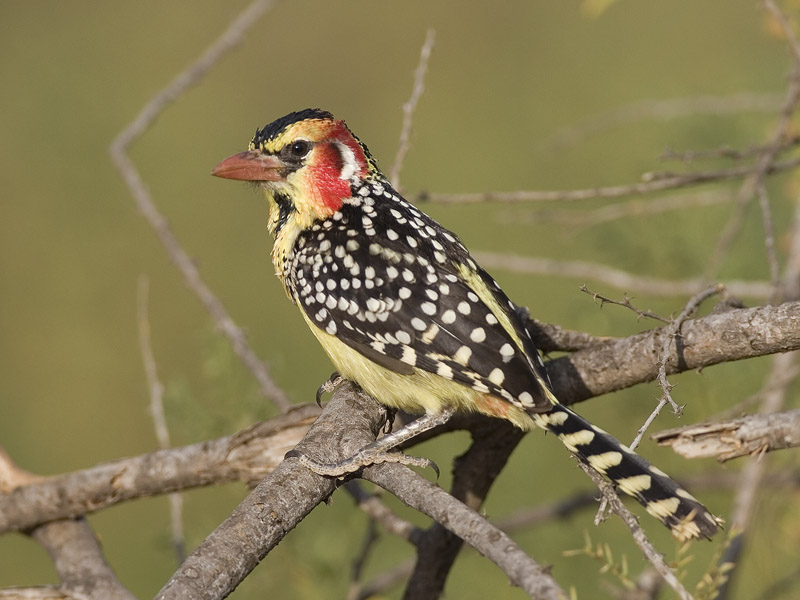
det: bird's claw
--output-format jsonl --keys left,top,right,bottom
{"left": 316, "top": 371, "right": 343, "bottom": 407}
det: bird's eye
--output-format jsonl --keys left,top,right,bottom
{"left": 289, "top": 140, "right": 311, "bottom": 158}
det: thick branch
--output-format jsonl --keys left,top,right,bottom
{"left": 30, "top": 519, "right": 136, "bottom": 600}
{"left": 654, "top": 408, "right": 800, "bottom": 461}
{"left": 403, "top": 420, "right": 524, "bottom": 599}
{"left": 363, "top": 464, "right": 566, "bottom": 600}
{"left": 156, "top": 384, "right": 382, "bottom": 599}
{"left": 0, "top": 405, "right": 319, "bottom": 535}
{"left": 548, "top": 300, "right": 800, "bottom": 405}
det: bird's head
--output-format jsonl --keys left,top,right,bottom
{"left": 212, "top": 109, "right": 376, "bottom": 236}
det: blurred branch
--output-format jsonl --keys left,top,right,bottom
{"left": 109, "top": 0, "right": 291, "bottom": 412}
{"left": 711, "top": 4, "right": 800, "bottom": 595}
{"left": 654, "top": 407, "right": 800, "bottom": 461}
{"left": 137, "top": 277, "right": 186, "bottom": 564}
{"left": 498, "top": 190, "right": 732, "bottom": 229}
{"left": 757, "top": 183, "right": 781, "bottom": 300}
{"left": 660, "top": 135, "right": 800, "bottom": 163}
{"left": 474, "top": 251, "right": 772, "bottom": 299}
{"left": 402, "top": 419, "right": 524, "bottom": 599}
{"left": 705, "top": 26, "right": 800, "bottom": 281}
{"left": 415, "top": 155, "right": 800, "bottom": 205}
{"left": 390, "top": 28, "right": 435, "bottom": 189}
{"left": 0, "top": 450, "right": 135, "bottom": 600}
{"left": 344, "top": 481, "right": 421, "bottom": 543}
{"left": 364, "top": 460, "right": 566, "bottom": 600}
{"left": 543, "top": 92, "right": 784, "bottom": 150}
{"left": 0, "top": 405, "right": 320, "bottom": 535}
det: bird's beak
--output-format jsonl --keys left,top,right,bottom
{"left": 211, "top": 150, "right": 286, "bottom": 181}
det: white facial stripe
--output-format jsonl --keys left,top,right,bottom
{"left": 337, "top": 142, "right": 358, "bottom": 181}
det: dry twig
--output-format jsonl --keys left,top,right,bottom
{"left": 137, "top": 277, "right": 186, "bottom": 564}
{"left": 416, "top": 155, "right": 800, "bottom": 205}
{"left": 109, "top": 0, "right": 290, "bottom": 412}
{"left": 654, "top": 407, "right": 800, "bottom": 461}
{"left": 577, "top": 462, "right": 693, "bottom": 600}
{"left": 475, "top": 253, "right": 771, "bottom": 299}
{"left": 390, "top": 28, "right": 435, "bottom": 189}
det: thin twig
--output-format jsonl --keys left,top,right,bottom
{"left": 577, "top": 462, "right": 694, "bottom": 600}
{"left": 766, "top": 0, "right": 800, "bottom": 64}
{"left": 650, "top": 284, "right": 724, "bottom": 422}
{"left": 416, "top": 155, "right": 800, "bottom": 205}
{"left": 390, "top": 28, "right": 436, "bottom": 189}
{"left": 475, "top": 253, "right": 771, "bottom": 299}
{"left": 137, "top": 277, "right": 186, "bottom": 564}
{"left": 109, "top": 0, "right": 290, "bottom": 412}
{"left": 756, "top": 183, "right": 782, "bottom": 301}
{"left": 498, "top": 190, "right": 732, "bottom": 229}
{"left": 633, "top": 284, "right": 724, "bottom": 450}
{"left": 705, "top": 31, "right": 800, "bottom": 281}
{"left": 660, "top": 135, "right": 800, "bottom": 163}
{"left": 579, "top": 285, "right": 670, "bottom": 323}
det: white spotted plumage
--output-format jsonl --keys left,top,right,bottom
{"left": 212, "top": 109, "right": 721, "bottom": 541}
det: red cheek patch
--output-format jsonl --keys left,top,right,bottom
{"left": 309, "top": 144, "right": 350, "bottom": 213}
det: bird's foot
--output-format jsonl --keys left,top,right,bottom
{"left": 285, "top": 447, "right": 437, "bottom": 477}
{"left": 286, "top": 407, "right": 456, "bottom": 478}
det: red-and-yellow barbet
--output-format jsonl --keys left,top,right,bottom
{"left": 212, "top": 108, "right": 720, "bottom": 540}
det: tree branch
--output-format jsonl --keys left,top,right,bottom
{"left": 155, "top": 384, "right": 381, "bottom": 599}
{"left": 654, "top": 408, "right": 800, "bottom": 461}
{"left": 0, "top": 405, "right": 320, "bottom": 535}
{"left": 363, "top": 463, "right": 566, "bottom": 600}
{"left": 109, "top": 0, "right": 290, "bottom": 412}
{"left": 3, "top": 302, "right": 800, "bottom": 536}
{"left": 547, "top": 300, "right": 800, "bottom": 406}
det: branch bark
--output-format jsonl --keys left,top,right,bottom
{"left": 546, "top": 300, "right": 800, "bottom": 406}
{"left": 654, "top": 408, "right": 800, "bottom": 461}
{"left": 155, "top": 384, "right": 380, "bottom": 599}
{"left": 363, "top": 463, "right": 566, "bottom": 600}
{"left": 0, "top": 405, "right": 320, "bottom": 535}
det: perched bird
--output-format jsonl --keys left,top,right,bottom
{"left": 212, "top": 108, "right": 719, "bottom": 540}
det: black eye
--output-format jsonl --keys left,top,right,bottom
{"left": 288, "top": 140, "right": 311, "bottom": 158}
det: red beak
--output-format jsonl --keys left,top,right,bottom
{"left": 211, "top": 150, "right": 285, "bottom": 181}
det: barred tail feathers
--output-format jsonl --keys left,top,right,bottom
{"left": 533, "top": 404, "right": 719, "bottom": 540}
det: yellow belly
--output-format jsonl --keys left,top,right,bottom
{"left": 299, "top": 309, "right": 537, "bottom": 431}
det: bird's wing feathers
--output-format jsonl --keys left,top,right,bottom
{"left": 289, "top": 214, "right": 552, "bottom": 412}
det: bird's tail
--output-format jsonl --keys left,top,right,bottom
{"left": 532, "top": 403, "right": 720, "bottom": 540}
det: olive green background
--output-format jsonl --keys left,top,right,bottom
{"left": 1, "top": 1, "right": 797, "bottom": 598}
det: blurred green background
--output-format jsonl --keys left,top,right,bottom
{"left": 2, "top": 1, "right": 798, "bottom": 598}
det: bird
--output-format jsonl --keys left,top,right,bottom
{"left": 211, "top": 108, "right": 720, "bottom": 541}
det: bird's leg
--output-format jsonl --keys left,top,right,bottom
{"left": 316, "top": 371, "right": 343, "bottom": 407}
{"left": 287, "top": 407, "right": 456, "bottom": 478}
